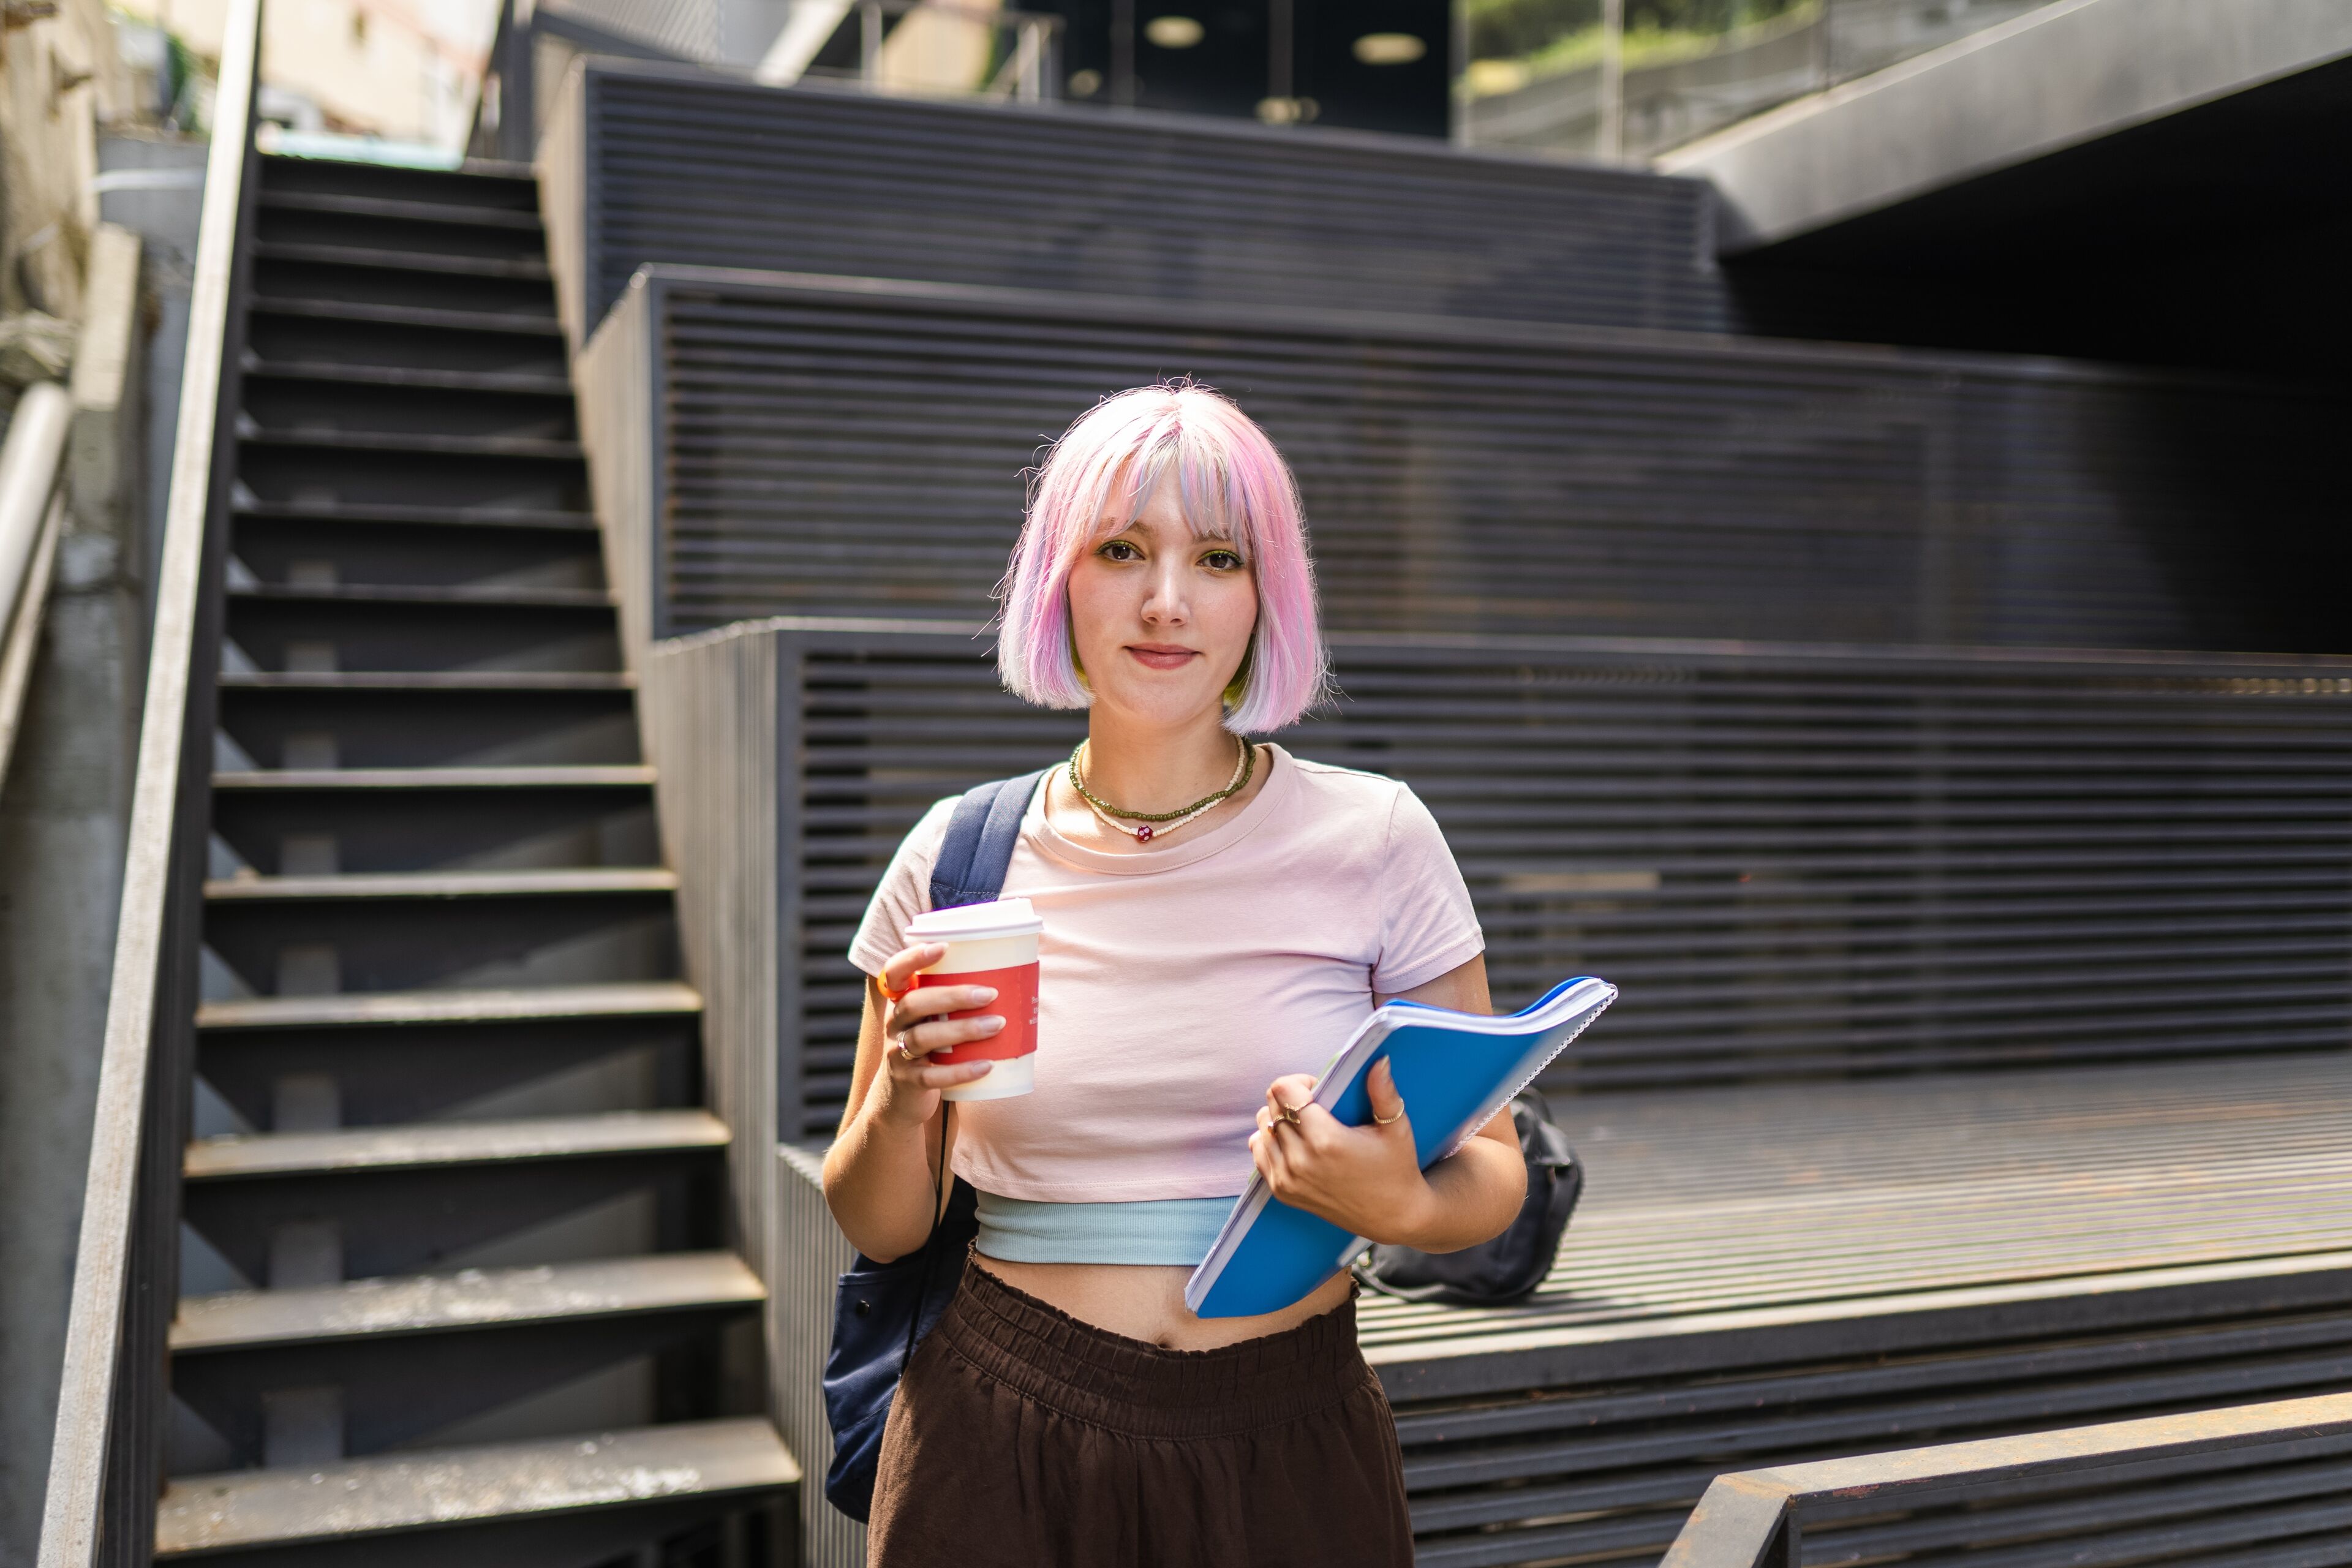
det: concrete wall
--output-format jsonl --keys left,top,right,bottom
{"left": 0, "top": 225, "right": 146, "bottom": 1568}
{"left": 1660, "top": 0, "right": 2352, "bottom": 249}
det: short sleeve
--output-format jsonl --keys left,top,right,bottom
{"left": 1372, "top": 784, "right": 1485, "bottom": 995}
{"left": 847, "top": 797, "right": 959, "bottom": 978}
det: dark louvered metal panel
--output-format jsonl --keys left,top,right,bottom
{"left": 782, "top": 624, "right": 2352, "bottom": 1139}
{"left": 575, "top": 60, "right": 1729, "bottom": 344}
{"left": 1395, "top": 1292, "right": 2352, "bottom": 1567}
{"left": 650, "top": 271, "right": 2351, "bottom": 657}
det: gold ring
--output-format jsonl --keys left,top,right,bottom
{"left": 1374, "top": 1106, "right": 1404, "bottom": 1126}
{"left": 889, "top": 1039, "right": 915, "bottom": 1063}
{"left": 1275, "top": 1098, "right": 1303, "bottom": 1126}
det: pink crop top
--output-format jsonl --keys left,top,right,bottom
{"left": 848, "top": 744, "right": 1485, "bottom": 1202}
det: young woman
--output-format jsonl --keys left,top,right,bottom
{"left": 824, "top": 383, "right": 1525, "bottom": 1566}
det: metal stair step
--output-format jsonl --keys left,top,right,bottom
{"left": 241, "top": 360, "right": 572, "bottom": 396}
{"left": 156, "top": 1419, "right": 796, "bottom": 1559}
{"left": 184, "top": 1110, "right": 728, "bottom": 1182}
{"left": 192, "top": 982, "right": 701, "bottom": 1131}
{"left": 180, "top": 1113, "right": 729, "bottom": 1283}
{"left": 225, "top": 511, "right": 606, "bottom": 594}
{"left": 254, "top": 239, "right": 552, "bottom": 282}
{"left": 228, "top": 582, "right": 610, "bottom": 609}
{"left": 236, "top": 430, "right": 585, "bottom": 513}
{"left": 249, "top": 296, "right": 564, "bottom": 337}
{"left": 173, "top": 1252, "right": 763, "bottom": 1353}
{"left": 238, "top": 428, "right": 584, "bottom": 461}
{"left": 245, "top": 303, "right": 566, "bottom": 379}
{"left": 203, "top": 867, "right": 677, "bottom": 902}
{"left": 213, "top": 765, "right": 657, "bottom": 794}
{"left": 168, "top": 1256, "right": 763, "bottom": 1459}
{"left": 199, "top": 869, "right": 677, "bottom": 995}
{"left": 256, "top": 189, "right": 544, "bottom": 233}
{"left": 220, "top": 670, "right": 633, "bottom": 690}
{"left": 241, "top": 367, "right": 576, "bottom": 443}
{"left": 215, "top": 674, "right": 639, "bottom": 772}
{"left": 224, "top": 592, "right": 619, "bottom": 677}
{"left": 208, "top": 767, "right": 655, "bottom": 877}
{"left": 251, "top": 249, "right": 556, "bottom": 322}
{"left": 233, "top": 499, "right": 593, "bottom": 530}
{"left": 196, "top": 979, "right": 698, "bottom": 1031}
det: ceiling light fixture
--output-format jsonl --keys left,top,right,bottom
{"left": 1145, "top": 15, "right": 1204, "bottom": 48}
{"left": 1353, "top": 32, "right": 1426, "bottom": 65}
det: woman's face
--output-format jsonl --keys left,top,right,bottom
{"left": 1065, "top": 476, "right": 1258, "bottom": 731}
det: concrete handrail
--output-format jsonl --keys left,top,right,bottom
{"left": 37, "top": 0, "right": 262, "bottom": 1556}
{"left": 0, "top": 382, "right": 72, "bottom": 785}
{"left": 1659, "top": 1392, "right": 2352, "bottom": 1568}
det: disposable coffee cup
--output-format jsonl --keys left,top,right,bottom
{"left": 905, "top": 897, "right": 1042, "bottom": 1101}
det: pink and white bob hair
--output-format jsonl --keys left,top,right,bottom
{"left": 995, "top": 382, "right": 1329, "bottom": 734}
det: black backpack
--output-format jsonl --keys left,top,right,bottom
{"left": 1354, "top": 1090, "right": 1582, "bottom": 1306}
{"left": 821, "top": 769, "right": 1043, "bottom": 1521}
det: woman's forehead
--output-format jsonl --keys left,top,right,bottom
{"left": 1096, "top": 472, "right": 1238, "bottom": 539}
{"left": 1096, "top": 506, "right": 1236, "bottom": 543}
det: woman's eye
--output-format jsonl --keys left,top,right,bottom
{"left": 1202, "top": 550, "right": 1245, "bottom": 570}
{"left": 1099, "top": 540, "right": 1142, "bottom": 562}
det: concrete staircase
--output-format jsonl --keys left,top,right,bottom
{"left": 156, "top": 154, "right": 794, "bottom": 1566}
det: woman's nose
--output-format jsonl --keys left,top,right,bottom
{"left": 1140, "top": 563, "right": 1188, "bottom": 622}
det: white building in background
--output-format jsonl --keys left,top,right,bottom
{"left": 117, "top": 0, "right": 495, "bottom": 149}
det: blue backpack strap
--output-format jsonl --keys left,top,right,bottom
{"left": 927, "top": 769, "right": 1050, "bottom": 910}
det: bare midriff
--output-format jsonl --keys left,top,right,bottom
{"left": 971, "top": 1256, "right": 1355, "bottom": 1351}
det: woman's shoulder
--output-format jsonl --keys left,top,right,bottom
{"left": 1280, "top": 752, "right": 1417, "bottom": 821}
{"left": 1284, "top": 752, "right": 1411, "bottom": 795}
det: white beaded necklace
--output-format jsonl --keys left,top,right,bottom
{"left": 1069, "top": 740, "right": 1252, "bottom": 844}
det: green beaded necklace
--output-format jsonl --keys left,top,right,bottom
{"left": 1067, "top": 737, "right": 1256, "bottom": 843}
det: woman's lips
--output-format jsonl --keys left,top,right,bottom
{"left": 1126, "top": 644, "right": 1199, "bottom": 671}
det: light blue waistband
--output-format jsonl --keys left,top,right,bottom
{"left": 973, "top": 1191, "right": 1236, "bottom": 1267}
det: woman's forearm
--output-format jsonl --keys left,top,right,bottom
{"left": 823, "top": 1097, "right": 943, "bottom": 1262}
{"left": 1380, "top": 1136, "right": 1526, "bottom": 1253}
{"left": 823, "top": 976, "right": 954, "bottom": 1261}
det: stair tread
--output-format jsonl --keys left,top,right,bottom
{"left": 213, "top": 764, "right": 654, "bottom": 790}
{"left": 228, "top": 582, "right": 612, "bottom": 608}
{"left": 219, "top": 670, "right": 634, "bottom": 690}
{"left": 247, "top": 297, "right": 563, "bottom": 336}
{"left": 155, "top": 1417, "right": 796, "bottom": 1554}
{"left": 204, "top": 867, "right": 677, "bottom": 900}
{"left": 173, "top": 1252, "right": 763, "bottom": 1352}
{"left": 257, "top": 188, "right": 545, "bottom": 232}
{"left": 237, "top": 428, "right": 582, "bottom": 459}
{"left": 234, "top": 499, "right": 592, "bottom": 529}
{"left": 254, "top": 238, "right": 554, "bottom": 281}
{"left": 186, "top": 1109, "right": 730, "bottom": 1180}
{"left": 243, "top": 361, "right": 573, "bottom": 396}
{"left": 197, "top": 980, "right": 701, "bottom": 1031}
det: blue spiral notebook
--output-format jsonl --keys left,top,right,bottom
{"left": 1184, "top": 976, "right": 1618, "bottom": 1319}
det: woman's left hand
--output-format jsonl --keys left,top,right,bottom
{"left": 1249, "top": 1059, "right": 1436, "bottom": 1246}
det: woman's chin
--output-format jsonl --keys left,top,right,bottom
{"left": 1092, "top": 683, "right": 1227, "bottom": 728}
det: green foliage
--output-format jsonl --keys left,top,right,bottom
{"left": 1465, "top": 0, "right": 1803, "bottom": 62}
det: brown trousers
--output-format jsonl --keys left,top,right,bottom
{"left": 867, "top": 1261, "right": 1414, "bottom": 1567}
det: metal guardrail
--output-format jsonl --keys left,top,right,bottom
{"left": 0, "top": 382, "right": 73, "bottom": 787}
{"left": 36, "top": 0, "right": 260, "bottom": 1558}
{"left": 1660, "top": 1393, "right": 2352, "bottom": 1568}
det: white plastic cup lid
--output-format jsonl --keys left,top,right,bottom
{"left": 907, "top": 896, "right": 1043, "bottom": 941}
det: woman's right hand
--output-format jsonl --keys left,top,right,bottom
{"left": 870, "top": 942, "right": 1004, "bottom": 1127}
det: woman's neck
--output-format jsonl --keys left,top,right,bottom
{"left": 1079, "top": 707, "right": 1243, "bottom": 815}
